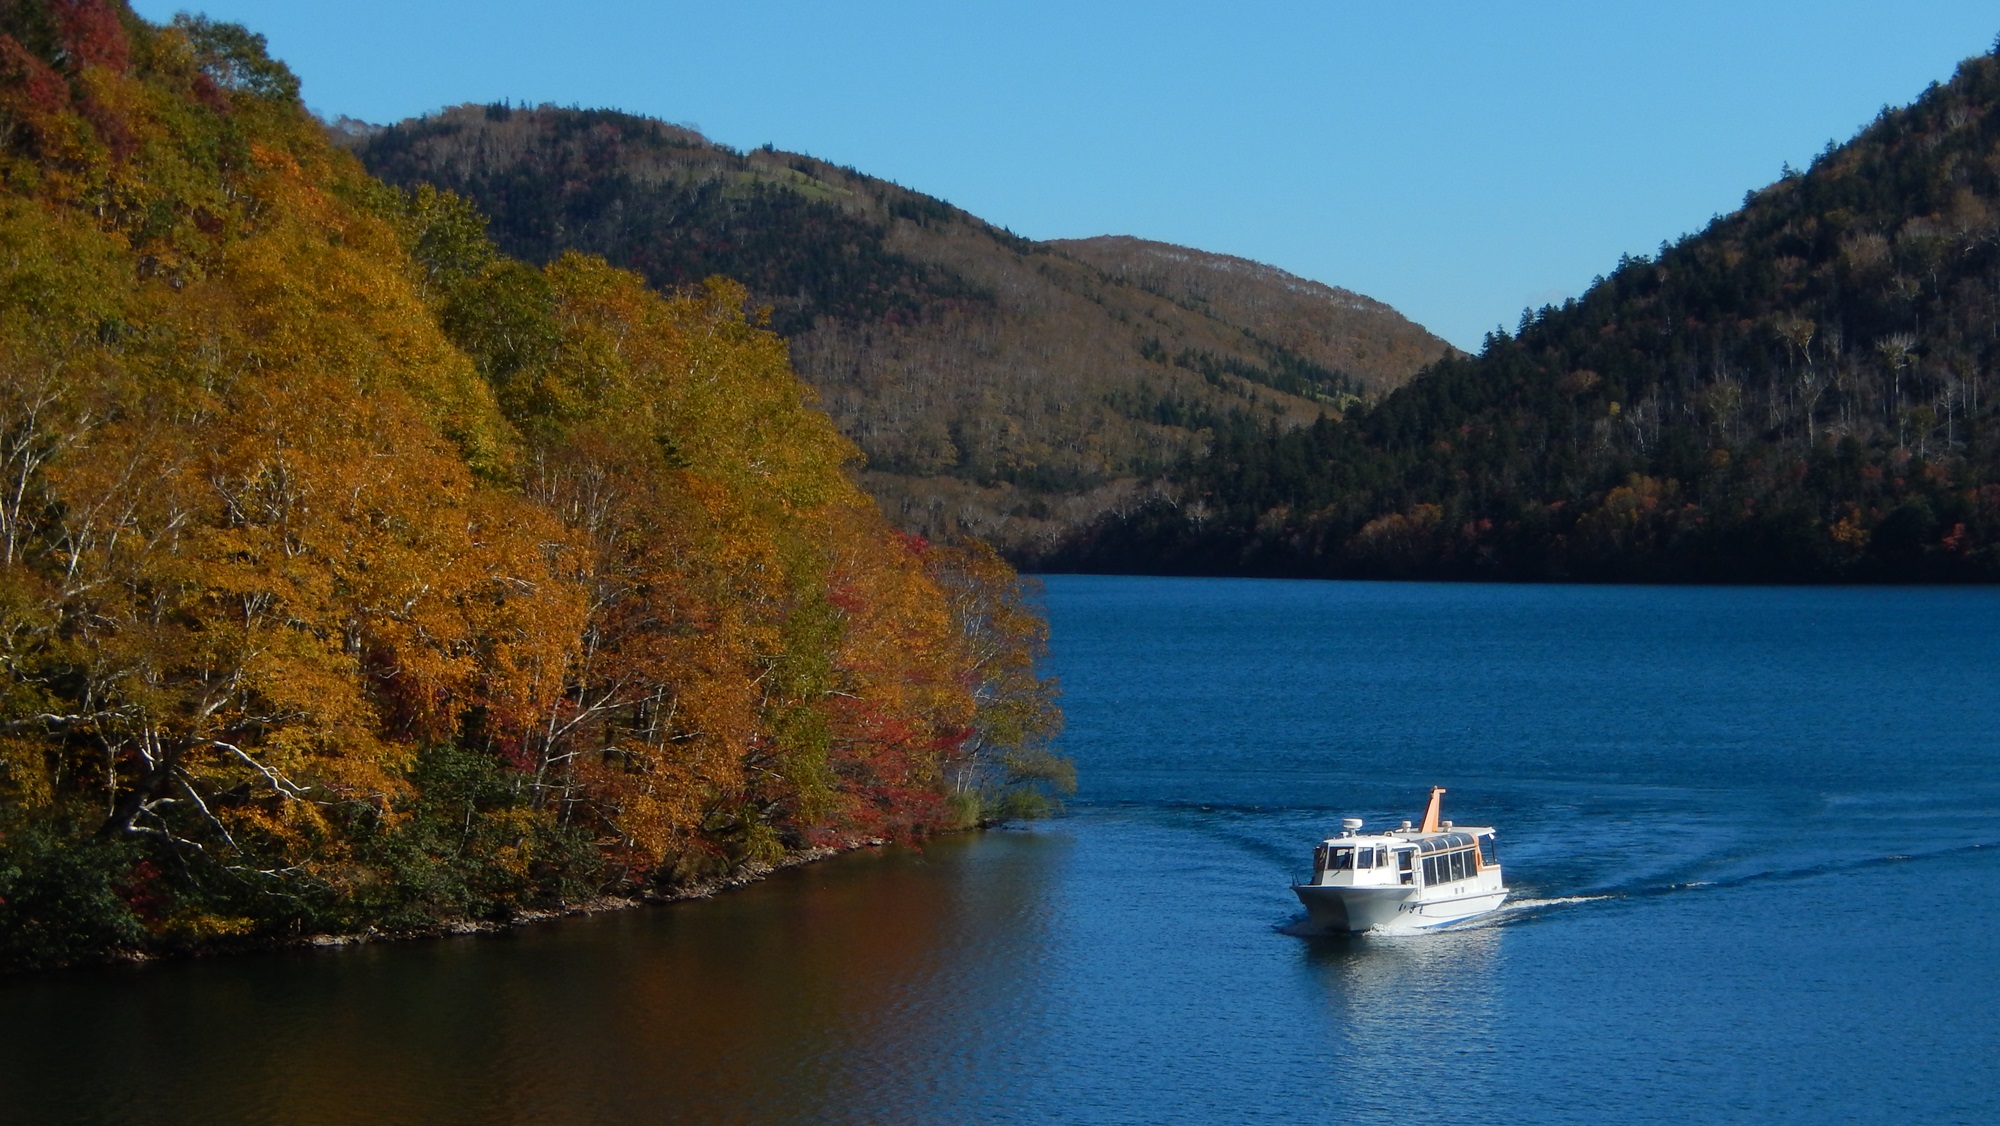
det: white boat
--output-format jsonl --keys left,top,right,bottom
{"left": 1292, "top": 787, "right": 1507, "bottom": 932}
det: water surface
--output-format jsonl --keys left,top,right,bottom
{"left": 4, "top": 578, "right": 1996, "bottom": 1124}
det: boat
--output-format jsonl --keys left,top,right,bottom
{"left": 1292, "top": 787, "right": 1507, "bottom": 932}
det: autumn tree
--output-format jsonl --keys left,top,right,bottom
{"left": 0, "top": 3, "right": 1068, "bottom": 970}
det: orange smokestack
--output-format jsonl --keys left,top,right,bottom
{"left": 1420, "top": 786, "right": 1446, "bottom": 833}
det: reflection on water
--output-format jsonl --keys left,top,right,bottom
{"left": 0, "top": 831, "right": 1070, "bottom": 1126}
{"left": 1300, "top": 926, "right": 1504, "bottom": 1113}
{"left": 1304, "top": 926, "right": 1503, "bottom": 1026}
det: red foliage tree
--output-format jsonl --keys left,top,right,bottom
{"left": 51, "top": 0, "right": 129, "bottom": 73}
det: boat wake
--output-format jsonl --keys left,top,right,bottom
{"left": 1613, "top": 839, "right": 1999, "bottom": 902}
{"left": 1400, "top": 894, "right": 1618, "bottom": 932}
{"left": 1498, "top": 894, "right": 1614, "bottom": 912}
{"left": 1478, "top": 842, "right": 2000, "bottom": 924}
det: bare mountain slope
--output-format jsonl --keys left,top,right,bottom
{"left": 1050, "top": 236, "right": 1449, "bottom": 396}
{"left": 348, "top": 105, "right": 1453, "bottom": 552}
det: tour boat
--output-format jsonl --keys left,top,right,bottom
{"left": 1292, "top": 787, "right": 1507, "bottom": 932}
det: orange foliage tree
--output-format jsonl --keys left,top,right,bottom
{"left": 0, "top": 3, "right": 1064, "bottom": 969}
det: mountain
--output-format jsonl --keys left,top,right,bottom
{"left": 344, "top": 106, "right": 1452, "bottom": 554}
{"left": 1052, "top": 44, "right": 2000, "bottom": 582}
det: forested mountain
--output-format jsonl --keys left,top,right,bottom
{"left": 1052, "top": 42, "right": 2000, "bottom": 581}
{"left": 345, "top": 106, "right": 1452, "bottom": 554}
{"left": 0, "top": 2, "right": 1061, "bottom": 971}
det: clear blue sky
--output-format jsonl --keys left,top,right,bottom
{"left": 132, "top": 2, "right": 2000, "bottom": 350}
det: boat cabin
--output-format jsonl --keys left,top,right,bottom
{"left": 1308, "top": 826, "right": 1498, "bottom": 888}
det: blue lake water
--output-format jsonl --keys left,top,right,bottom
{"left": 3, "top": 577, "right": 1998, "bottom": 1124}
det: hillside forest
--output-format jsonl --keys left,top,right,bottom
{"left": 0, "top": 2, "right": 1063, "bottom": 972}
{"left": 1053, "top": 43, "right": 2000, "bottom": 582}
{"left": 346, "top": 108, "right": 1453, "bottom": 555}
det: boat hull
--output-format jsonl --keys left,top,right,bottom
{"left": 1293, "top": 884, "right": 1508, "bottom": 933}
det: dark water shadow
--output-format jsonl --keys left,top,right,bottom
{"left": 0, "top": 830, "right": 1072, "bottom": 1126}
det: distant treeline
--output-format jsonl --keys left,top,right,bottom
{"left": 0, "top": 3, "right": 1063, "bottom": 972}
{"left": 1045, "top": 43, "right": 2000, "bottom": 582}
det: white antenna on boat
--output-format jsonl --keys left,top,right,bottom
{"left": 1419, "top": 786, "right": 1446, "bottom": 833}
{"left": 1340, "top": 818, "right": 1363, "bottom": 835}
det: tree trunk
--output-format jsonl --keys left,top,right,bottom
{"left": 95, "top": 734, "right": 185, "bottom": 838}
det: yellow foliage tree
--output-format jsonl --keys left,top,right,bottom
{"left": 0, "top": 4, "right": 1063, "bottom": 965}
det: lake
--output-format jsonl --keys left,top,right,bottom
{"left": 3, "top": 577, "right": 1998, "bottom": 1124}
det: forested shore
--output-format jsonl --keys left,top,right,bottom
{"left": 0, "top": 3, "right": 1064, "bottom": 972}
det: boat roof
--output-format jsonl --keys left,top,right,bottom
{"left": 1319, "top": 827, "right": 1495, "bottom": 848}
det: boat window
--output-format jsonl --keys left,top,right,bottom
{"left": 1355, "top": 848, "right": 1375, "bottom": 869}
{"left": 1479, "top": 836, "right": 1497, "bottom": 866}
{"left": 1328, "top": 847, "right": 1354, "bottom": 870}
{"left": 1421, "top": 849, "right": 1483, "bottom": 884}
{"left": 1397, "top": 850, "right": 1412, "bottom": 871}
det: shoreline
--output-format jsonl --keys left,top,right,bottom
{"left": 15, "top": 836, "right": 895, "bottom": 976}
{"left": 307, "top": 838, "right": 886, "bottom": 949}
